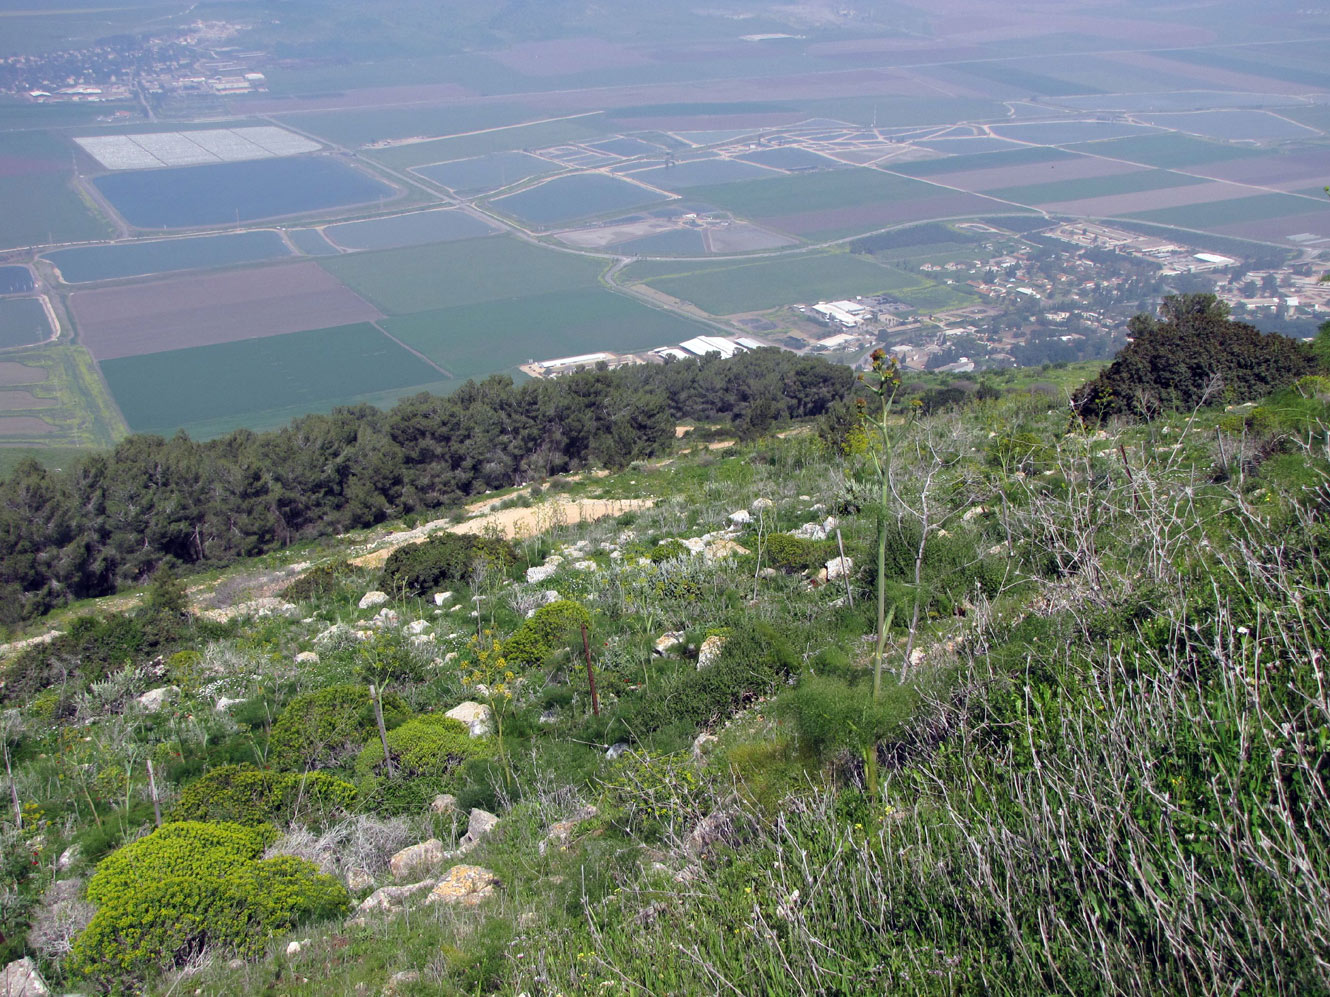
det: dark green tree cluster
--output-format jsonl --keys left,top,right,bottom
{"left": 379, "top": 532, "right": 516, "bottom": 597}
{"left": 1073, "top": 294, "right": 1318, "bottom": 421}
{"left": 0, "top": 350, "right": 851, "bottom": 621}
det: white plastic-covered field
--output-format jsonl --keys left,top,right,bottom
{"left": 74, "top": 126, "right": 321, "bottom": 170}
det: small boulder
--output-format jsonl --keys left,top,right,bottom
{"left": 606, "top": 742, "right": 631, "bottom": 760}
{"left": 728, "top": 509, "right": 752, "bottom": 525}
{"left": 433, "top": 591, "right": 453, "bottom": 606}
{"left": 697, "top": 635, "right": 726, "bottom": 669}
{"left": 825, "top": 556, "right": 853, "bottom": 582}
{"left": 370, "top": 607, "right": 400, "bottom": 628}
{"left": 405, "top": 619, "right": 432, "bottom": 636}
{"left": 135, "top": 686, "right": 179, "bottom": 712}
{"left": 653, "top": 631, "right": 684, "bottom": 656}
{"left": 751, "top": 497, "right": 774, "bottom": 511}
{"left": 56, "top": 844, "right": 79, "bottom": 871}
{"left": 704, "top": 539, "right": 748, "bottom": 563}
{"left": 389, "top": 839, "right": 444, "bottom": 881}
{"left": 540, "top": 805, "right": 598, "bottom": 855}
{"left": 445, "top": 701, "right": 492, "bottom": 738}
{"left": 357, "top": 879, "right": 437, "bottom": 915}
{"left": 430, "top": 793, "right": 458, "bottom": 814}
{"left": 684, "top": 811, "right": 733, "bottom": 859}
{"left": 571, "top": 559, "right": 598, "bottom": 572}
{"left": 426, "top": 865, "right": 500, "bottom": 907}
{"left": 295, "top": 650, "right": 320, "bottom": 665}
{"left": 0, "top": 958, "right": 48, "bottom": 996}
{"left": 215, "top": 696, "right": 244, "bottom": 711}
{"left": 286, "top": 940, "right": 302, "bottom": 956}
{"left": 359, "top": 591, "right": 390, "bottom": 610}
{"left": 526, "top": 564, "right": 558, "bottom": 584}
{"left": 458, "top": 808, "right": 499, "bottom": 853}
{"left": 346, "top": 866, "right": 375, "bottom": 891}
{"left": 692, "top": 732, "right": 718, "bottom": 761}
{"left": 961, "top": 504, "right": 988, "bottom": 522}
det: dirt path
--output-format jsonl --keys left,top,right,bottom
{"left": 350, "top": 496, "right": 655, "bottom": 569}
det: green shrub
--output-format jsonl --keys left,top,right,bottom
{"left": 379, "top": 533, "right": 516, "bottom": 597}
{"left": 775, "top": 674, "right": 920, "bottom": 756}
{"left": 763, "top": 533, "right": 836, "bottom": 573}
{"left": 71, "top": 821, "right": 346, "bottom": 990}
{"left": 355, "top": 714, "right": 490, "bottom": 812}
{"left": 268, "top": 684, "right": 408, "bottom": 772}
{"left": 171, "top": 764, "right": 357, "bottom": 826}
{"left": 505, "top": 600, "right": 592, "bottom": 667}
{"left": 648, "top": 539, "right": 688, "bottom": 562}
{"left": 280, "top": 560, "right": 355, "bottom": 603}
{"left": 354, "top": 629, "right": 427, "bottom": 685}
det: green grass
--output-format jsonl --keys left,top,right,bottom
{"left": 1068, "top": 132, "right": 1264, "bottom": 168}
{"left": 1128, "top": 192, "right": 1330, "bottom": 228}
{"left": 0, "top": 445, "right": 94, "bottom": 479}
{"left": 984, "top": 168, "right": 1205, "bottom": 205}
{"left": 890, "top": 282, "right": 982, "bottom": 312}
{"left": 384, "top": 288, "right": 712, "bottom": 380}
{"left": 0, "top": 173, "right": 114, "bottom": 251}
{"left": 366, "top": 116, "right": 608, "bottom": 170}
{"left": 634, "top": 253, "right": 923, "bottom": 315}
{"left": 889, "top": 146, "right": 1074, "bottom": 178}
{"left": 99, "top": 324, "right": 441, "bottom": 436}
{"left": 954, "top": 60, "right": 1104, "bottom": 96}
{"left": 320, "top": 237, "right": 605, "bottom": 314}
{"left": 687, "top": 169, "right": 940, "bottom": 221}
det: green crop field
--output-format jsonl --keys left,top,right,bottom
{"left": 687, "top": 169, "right": 940, "bottom": 220}
{"left": 100, "top": 323, "right": 441, "bottom": 436}
{"left": 320, "top": 237, "right": 604, "bottom": 314}
{"left": 0, "top": 173, "right": 113, "bottom": 251}
{"left": 273, "top": 102, "right": 540, "bottom": 148}
{"left": 1128, "top": 192, "right": 1330, "bottom": 229}
{"left": 366, "top": 116, "right": 609, "bottom": 170}
{"left": 890, "top": 282, "right": 982, "bottom": 313}
{"left": 890, "top": 146, "right": 1073, "bottom": 178}
{"left": 634, "top": 253, "right": 923, "bottom": 315}
{"left": 1070, "top": 133, "right": 1264, "bottom": 168}
{"left": 384, "top": 288, "right": 712, "bottom": 380}
{"left": 985, "top": 168, "right": 1204, "bottom": 206}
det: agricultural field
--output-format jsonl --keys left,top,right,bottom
{"left": 1128, "top": 192, "right": 1330, "bottom": 231}
{"left": 287, "top": 229, "right": 340, "bottom": 255}
{"left": 0, "top": 267, "right": 34, "bottom": 294}
{"left": 991, "top": 121, "right": 1162, "bottom": 145}
{"left": 99, "top": 323, "right": 442, "bottom": 436}
{"left": 321, "top": 237, "right": 604, "bottom": 314}
{"left": 366, "top": 116, "right": 608, "bottom": 170}
{"left": 889, "top": 281, "right": 982, "bottom": 313}
{"left": 0, "top": 298, "right": 52, "bottom": 348}
{"left": 92, "top": 157, "right": 397, "bottom": 229}
{"left": 613, "top": 228, "right": 708, "bottom": 255}
{"left": 1068, "top": 133, "right": 1263, "bottom": 168}
{"left": 1135, "top": 110, "right": 1322, "bottom": 142}
{"left": 414, "top": 152, "right": 563, "bottom": 194}
{"left": 984, "top": 169, "right": 1204, "bottom": 207}
{"left": 1175, "top": 150, "right": 1330, "bottom": 188}
{"left": 891, "top": 146, "right": 1075, "bottom": 178}
{"left": 0, "top": 172, "right": 113, "bottom": 250}
{"left": 70, "top": 262, "right": 382, "bottom": 360}
{"left": 627, "top": 158, "right": 776, "bottom": 189}
{"left": 273, "top": 103, "right": 540, "bottom": 148}
{"left": 629, "top": 252, "right": 923, "bottom": 315}
{"left": 384, "top": 288, "right": 713, "bottom": 381}
{"left": 736, "top": 147, "right": 844, "bottom": 170}
{"left": 45, "top": 231, "right": 293, "bottom": 283}
{"left": 488, "top": 173, "right": 673, "bottom": 226}
{"left": 322, "top": 210, "right": 498, "bottom": 251}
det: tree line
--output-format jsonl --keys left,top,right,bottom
{"left": 0, "top": 349, "right": 851, "bottom": 622}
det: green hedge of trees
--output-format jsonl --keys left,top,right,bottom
{"left": 0, "top": 350, "right": 851, "bottom": 622}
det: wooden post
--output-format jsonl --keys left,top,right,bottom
{"left": 370, "top": 684, "right": 395, "bottom": 777}
{"left": 146, "top": 758, "right": 162, "bottom": 827}
{"left": 835, "top": 528, "right": 854, "bottom": 607}
{"left": 3, "top": 742, "right": 20, "bottom": 830}
{"left": 581, "top": 623, "right": 600, "bottom": 717}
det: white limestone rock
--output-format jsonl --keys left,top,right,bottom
{"left": 445, "top": 701, "right": 493, "bottom": 737}
{"left": 359, "top": 591, "right": 390, "bottom": 610}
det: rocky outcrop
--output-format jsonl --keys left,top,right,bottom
{"left": 697, "top": 634, "right": 726, "bottom": 669}
{"left": 135, "top": 686, "right": 178, "bottom": 712}
{"left": 457, "top": 808, "right": 498, "bottom": 854}
{"left": 426, "top": 865, "right": 500, "bottom": 907}
{"left": 445, "top": 701, "right": 492, "bottom": 737}
{"left": 357, "top": 878, "right": 437, "bottom": 914}
{"left": 388, "top": 839, "right": 444, "bottom": 881}
{"left": 359, "top": 591, "right": 390, "bottom": 610}
{"left": 0, "top": 958, "right": 49, "bottom": 996}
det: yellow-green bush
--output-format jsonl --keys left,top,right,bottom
{"left": 355, "top": 714, "right": 490, "bottom": 812}
{"left": 172, "top": 764, "right": 357, "bottom": 826}
{"left": 71, "top": 821, "right": 347, "bottom": 990}
{"left": 268, "top": 684, "right": 408, "bottom": 771}
{"left": 504, "top": 599, "right": 591, "bottom": 666}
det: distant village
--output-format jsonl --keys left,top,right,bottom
{"left": 524, "top": 219, "right": 1328, "bottom": 379}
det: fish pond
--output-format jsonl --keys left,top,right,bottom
{"left": 46, "top": 231, "right": 293, "bottom": 283}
